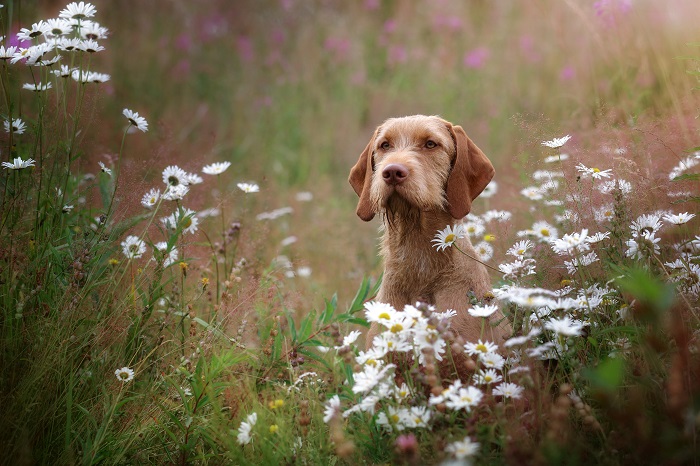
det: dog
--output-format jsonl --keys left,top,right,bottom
{"left": 348, "top": 115, "right": 511, "bottom": 355}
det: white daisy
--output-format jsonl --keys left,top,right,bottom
{"left": 474, "top": 368, "right": 502, "bottom": 385}
{"left": 545, "top": 316, "right": 585, "bottom": 337}
{"left": 576, "top": 163, "right": 613, "bottom": 180}
{"left": 464, "top": 339, "right": 498, "bottom": 356}
{"left": 493, "top": 382, "right": 524, "bottom": 399}
{"left": 663, "top": 212, "right": 696, "bottom": 225}
{"left": 541, "top": 135, "right": 572, "bottom": 148}
{"left": 445, "top": 386, "right": 483, "bottom": 411}
{"left": 480, "top": 180, "right": 498, "bottom": 198}
{"left": 141, "top": 188, "right": 160, "bottom": 208}
{"left": 237, "top": 412, "right": 257, "bottom": 445}
{"left": 122, "top": 108, "right": 148, "bottom": 132}
{"left": 4, "top": 118, "right": 26, "bottom": 134}
{"left": 121, "top": 235, "right": 146, "bottom": 259}
{"left": 202, "top": 161, "right": 231, "bottom": 175}
{"left": 162, "top": 165, "right": 189, "bottom": 187}
{"left": 544, "top": 153, "right": 570, "bottom": 163}
{"left": 154, "top": 242, "right": 179, "bottom": 267}
{"left": 323, "top": 395, "right": 341, "bottom": 423}
{"left": 77, "top": 39, "right": 104, "bottom": 53}
{"left": 17, "top": 22, "right": 48, "bottom": 41}
{"left": 474, "top": 241, "right": 494, "bottom": 261}
{"left": 162, "top": 184, "right": 189, "bottom": 201}
{"left": 0, "top": 45, "right": 18, "bottom": 60}
{"left": 59, "top": 2, "right": 97, "bottom": 21}
{"left": 98, "top": 161, "right": 112, "bottom": 175}
{"left": 186, "top": 173, "right": 203, "bottom": 185}
{"left": 2, "top": 157, "right": 35, "bottom": 170}
{"left": 625, "top": 233, "right": 661, "bottom": 260}
{"left": 52, "top": 65, "right": 74, "bottom": 78}
{"left": 114, "top": 366, "right": 134, "bottom": 382}
{"left": 468, "top": 303, "right": 498, "bottom": 318}
{"left": 44, "top": 18, "right": 72, "bottom": 38}
{"left": 22, "top": 82, "right": 53, "bottom": 92}
{"left": 237, "top": 182, "right": 259, "bottom": 193}
{"left": 630, "top": 213, "right": 663, "bottom": 237}
{"left": 431, "top": 224, "right": 466, "bottom": 251}
{"left": 79, "top": 20, "right": 109, "bottom": 40}
{"left": 507, "top": 240, "right": 533, "bottom": 258}
{"left": 446, "top": 437, "right": 480, "bottom": 460}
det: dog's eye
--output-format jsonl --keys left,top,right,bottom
{"left": 380, "top": 141, "right": 391, "bottom": 150}
{"left": 425, "top": 140, "right": 437, "bottom": 149}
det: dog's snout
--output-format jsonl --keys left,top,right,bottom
{"left": 382, "top": 163, "right": 408, "bottom": 185}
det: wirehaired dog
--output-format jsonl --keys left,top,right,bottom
{"left": 349, "top": 115, "right": 511, "bottom": 352}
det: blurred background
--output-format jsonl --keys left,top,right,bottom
{"left": 16, "top": 0, "right": 700, "bottom": 308}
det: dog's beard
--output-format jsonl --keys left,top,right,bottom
{"left": 382, "top": 192, "right": 423, "bottom": 233}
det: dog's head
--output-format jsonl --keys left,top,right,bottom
{"left": 348, "top": 115, "right": 495, "bottom": 221}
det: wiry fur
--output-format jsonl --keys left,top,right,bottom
{"left": 349, "top": 115, "right": 511, "bottom": 354}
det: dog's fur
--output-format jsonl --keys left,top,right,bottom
{"left": 349, "top": 115, "right": 511, "bottom": 349}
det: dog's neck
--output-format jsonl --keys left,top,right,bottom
{"left": 379, "top": 197, "right": 455, "bottom": 257}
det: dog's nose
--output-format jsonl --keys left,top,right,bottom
{"left": 382, "top": 163, "right": 408, "bottom": 185}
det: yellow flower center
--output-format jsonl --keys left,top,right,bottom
{"left": 484, "top": 234, "right": 495, "bottom": 242}
{"left": 592, "top": 168, "right": 600, "bottom": 173}
{"left": 390, "top": 324, "right": 403, "bottom": 333}
{"left": 269, "top": 425, "right": 279, "bottom": 434}
{"left": 476, "top": 343, "right": 488, "bottom": 353}
{"left": 378, "top": 312, "right": 391, "bottom": 320}
{"left": 182, "top": 217, "right": 192, "bottom": 228}
{"left": 444, "top": 233, "right": 456, "bottom": 243}
{"left": 540, "top": 229, "right": 550, "bottom": 237}
{"left": 390, "top": 414, "right": 400, "bottom": 423}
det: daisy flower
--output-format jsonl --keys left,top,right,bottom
{"left": 77, "top": 39, "right": 104, "bottom": 53}
{"left": 531, "top": 220, "right": 558, "bottom": 241}
{"left": 62, "top": 205, "right": 74, "bottom": 213}
{"left": 237, "top": 412, "right": 257, "bottom": 445}
{"left": 630, "top": 213, "right": 663, "bottom": 237}
{"left": 162, "top": 184, "right": 189, "bottom": 201}
{"left": 474, "top": 241, "right": 494, "bottom": 261}
{"left": 98, "top": 161, "right": 112, "bottom": 175}
{"left": 507, "top": 240, "right": 533, "bottom": 258}
{"left": 122, "top": 108, "right": 148, "bottom": 132}
{"left": 520, "top": 186, "right": 544, "bottom": 201}
{"left": 0, "top": 45, "right": 18, "bottom": 60}
{"left": 44, "top": 18, "right": 72, "bottom": 38}
{"left": 23, "top": 82, "right": 53, "bottom": 92}
{"left": 80, "top": 20, "right": 109, "bottom": 40}
{"left": 625, "top": 233, "right": 661, "bottom": 260}
{"left": 541, "top": 135, "right": 571, "bottom": 148}
{"left": 544, "top": 153, "right": 570, "bottom": 163}
{"left": 550, "top": 229, "right": 590, "bottom": 256}
{"left": 480, "top": 352, "right": 505, "bottom": 370}
{"left": 586, "top": 231, "right": 610, "bottom": 244}
{"left": 464, "top": 339, "right": 498, "bottom": 356}
{"left": 17, "top": 22, "right": 48, "bottom": 41}
{"left": 141, "top": 188, "right": 160, "bottom": 208}
{"left": 493, "top": 382, "right": 524, "bottom": 399}
{"left": 599, "top": 178, "right": 632, "bottom": 195}
{"left": 4, "top": 118, "right": 26, "bottom": 135}
{"left": 432, "top": 224, "right": 466, "bottom": 251}
{"left": 323, "top": 395, "right": 341, "bottom": 423}
{"left": 52, "top": 65, "right": 74, "bottom": 78}
{"left": 663, "top": 212, "right": 696, "bottom": 225}
{"left": 162, "top": 165, "right": 189, "bottom": 187}
{"left": 73, "top": 70, "right": 110, "bottom": 83}
{"left": 446, "top": 436, "right": 480, "bottom": 460}
{"left": 468, "top": 304, "right": 498, "bottom": 318}
{"left": 474, "top": 368, "right": 502, "bottom": 385}
{"left": 364, "top": 301, "right": 399, "bottom": 324}
{"left": 480, "top": 180, "right": 498, "bottom": 198}
{"left": 202, "top": 161, "right": 231, "bottom": 175}
{"left": 59, "top": 2, "right": 97, "bottom": 20}
{"left": 463, "top": 221, "right": 485, "bottom": 237}
{"left": 545, "top": 316, "right": 585, "bottom": 337}
{"left": 114, "top": 366, "right": 134, "bottom": 382}
{"left": 186, "top": 173, "right": 203, "bottom": 185}
{"left": 237, "top": 182, "right": 260, "bottom": 193}
{"left": 576, "top": 163, "right": 612, "bottom": 180}
{"left": 445, "top": 386, "right": 483, "bottom": 411}
{"left": 121, "top": 235, "right": 146, "bottom": 259}
{"left": 2, "top": 157, "right": 36, "bottom": 170}
{"left": 154, "top": 242, "right": 179, "bottom": 267}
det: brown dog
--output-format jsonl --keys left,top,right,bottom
{"left": 349, "top": 115, "right": 511, "bottom": 350}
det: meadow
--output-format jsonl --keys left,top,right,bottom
{"left": 1, "top": 0, "right": 700, "bottom": 464}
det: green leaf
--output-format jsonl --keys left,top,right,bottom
{"left": 321, "top": 294, "right": 338, "bottom": 324}
{"left": 583, "top": 357, "right": 625, "bottom": 393}
{"left": 297, "top": 348, "right": 333, "bottom": 371}
{"left": 298, "top": 310, "right": 316, "bottom": 341}
{"left": 672, "top": 173, "right": 700, "bottom": 181}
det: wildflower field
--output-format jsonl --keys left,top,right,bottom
{"left": 2, "top": 1, "right": 700, "bottom": 464}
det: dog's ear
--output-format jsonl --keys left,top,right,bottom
{"left": 445, "top": 124, "right": 495, "bottom": 219}
{"left": 348, "top": 128, "right": 379, "bottom": 221}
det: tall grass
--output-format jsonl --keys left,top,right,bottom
{"left": 1, "top": 0, "right": 699, "bottom": 465}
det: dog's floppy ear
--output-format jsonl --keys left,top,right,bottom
{"left": 445, "top": 123, "right": 495, "bottom": 219}
{"left": 348, "top": 128, "right": 379, "bottom": 221}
